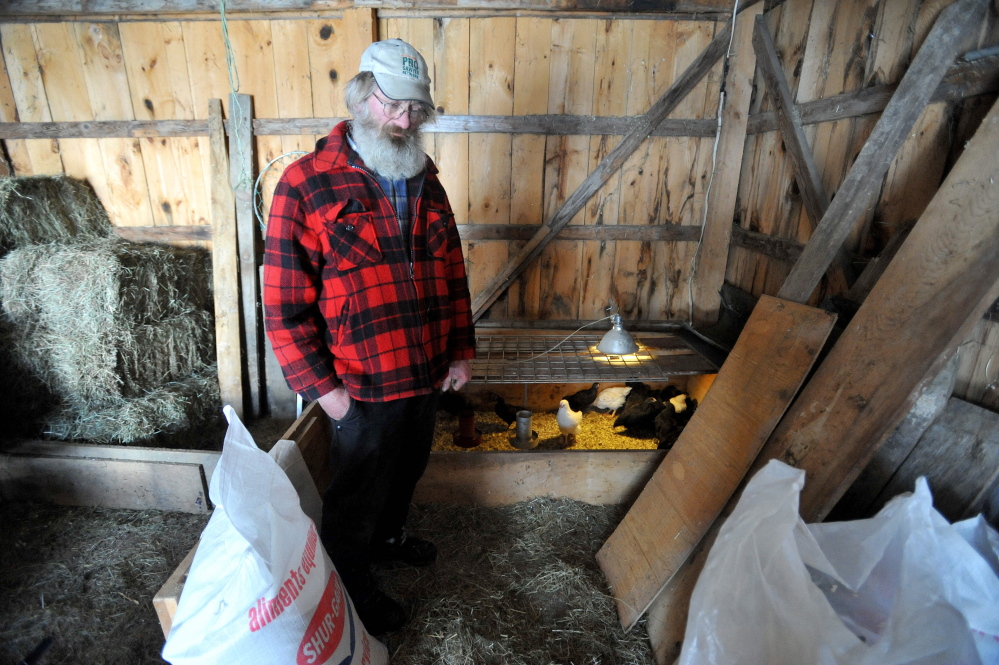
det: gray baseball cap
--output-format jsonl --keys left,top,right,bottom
{"left": 359, "top": 39, "right": 434, "bottom": 107}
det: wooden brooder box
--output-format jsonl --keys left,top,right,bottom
{"left": 153, "top": 326, "right": 722, "bottom": 634}
{"left": 151, "top": 400, "right": 679, "bottom": 636}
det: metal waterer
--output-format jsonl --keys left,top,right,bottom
{"left": 510, "top": 409, "right": 539, "bottom": 449}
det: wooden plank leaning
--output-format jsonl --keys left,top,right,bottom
{"left": 209, "top": 98, "right": 244, "bottom": 417}
{"left": 691, "top": 4, "right": 762, "bottom": 327}
{"left": 469, "top": 21, "right": 735, "bottom": 321}
{"left": 646, "top": 93, "right": 999, "bottom": 665}
{"left": 777, "top": 0, "right": 990, "bottom": 304}
{"left": 230, "top": 92, "right": 262, "bottom": 418}
{"left": 597, "top": 295, "right": 837, "bottom": 631}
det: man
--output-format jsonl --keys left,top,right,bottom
{"left": 263, "top": 38, "right": 475, "bottom": 636}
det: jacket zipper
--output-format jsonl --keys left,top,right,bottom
{"left": 347, "top": 162, "right": 433, "bottom": 381}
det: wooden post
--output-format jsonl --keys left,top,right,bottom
{"left": 470, "top": 22, "right": 735, "bottom": 322}
{"left": 229, "top": 92, "right": 261, "bottom": 419}
{"left": 691, "top": 5, "right": 762, "bottom": 327}
{"left": 777, "top": 0, "right": 990, "bottom": 304}
{"left": 208, "top": 98, "right": 244, "bottom": 418}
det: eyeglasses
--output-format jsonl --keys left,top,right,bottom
{"left": 372, "top": 93, "right": 429, "bottom": 123}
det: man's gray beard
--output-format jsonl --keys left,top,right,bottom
{"left": 350, "top": 111, "right": 428, "bottom": 180}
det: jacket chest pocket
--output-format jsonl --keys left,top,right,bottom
{"left": 425, "top": 209, "right": 451, "bottom": 261}
{"left": 325, "top": 211, "right": 382, "bottom": 271}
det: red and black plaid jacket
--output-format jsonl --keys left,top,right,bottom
{"left": 263, "top": 121, "right": 475, "bottom": 402}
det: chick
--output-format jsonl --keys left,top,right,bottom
{"left": 655, "top": 405, "right": 681, "bottom": 450}
{"left": 669, "top": 393, "right": 688, "bottom": 414}
{"left": 563, "top": 383, "right": 599, "bottom": 413}
{"left": 591, "top": 386, "right": 632, "bottom": 416}
{"left": 556, "top": 399, "right": 583, "bottom": 447}
{"left": 493, "top": 394, "right": 519, "bottom": 429}
{"left": 614, "top": 396, "right": 665, "bottom": 437}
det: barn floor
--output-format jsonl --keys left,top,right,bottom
{"left": 0, "top": 498, "right": 651, "bottom": 664}
{"left": 0, "top": 502, "right": 207, "bottom": 665}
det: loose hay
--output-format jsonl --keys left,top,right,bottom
{"left": 0, "top": 502, "right": 207, "bottom": 665}
{"left": 0, "top": 176, "right": 111, "bottom": 257}
{"left": 43, "top": 366, "right": 221, "bottom": 445}
{"left": 379, "top": 498, "right": 654, "bottom": 664}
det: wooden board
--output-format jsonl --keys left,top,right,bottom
{"left": 0, "top": 454, "right": 210, "bottom": 514}
{"left": 647, "top": 94, "right": 999, "bottom": 665}
{"left": 872, "top": 397, "right": 999, "bottom": 522}
{"left": 691, "top": 5, "right": 761, "bottom": 327}
{"left": 596, "top": 294, "right": 837, "bottom": 630}
{"left": 414, "top": 450, "right": 666, "bottom": 507}
{"left": 153, "top": 542, "right": 198, "bottom": 638}
{"left": 765, "top": 95, "right": 999, "bottom": 523}
{"left": 208, "top": 98, "right": 244, "bottom": 418}
{"left": 3, "top": 440, "right": 221, "bottom": 486}
{"left": 828, "top": 354, "right": 958, "bottom": 521}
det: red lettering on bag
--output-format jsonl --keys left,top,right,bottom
{"left": 297, "top": 572, "right": 347, "bottom": 665}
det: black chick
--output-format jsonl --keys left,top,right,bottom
{"left": 655, "top": 405, "right": 682, "bottom": 450}
{"left": 657, "top": 384, "right": 682, "bottom": 401}
{"left": 614, "top": 396, "right": 664, "bottom": 436}
{"left": 493, "top": 395, "right": 519, "bottom": 429}
{"left": 563, "top": 382, "right": 599, "bottom": 413}
{"left": 439, "top": 389, "right": 470, "bottom": 416}
{"left": 619, "top": 381, "right": 651, "bottom": 416}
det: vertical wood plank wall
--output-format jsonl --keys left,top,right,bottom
{"left": 0, "top": 0, "right": 996, "bottom": 404}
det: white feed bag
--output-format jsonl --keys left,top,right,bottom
{"left": 162, "top": 406, "right": 387, "bottom": 665}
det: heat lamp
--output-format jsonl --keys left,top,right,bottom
{"left": 597, "top": 311, "right": 639, "bottom": 356}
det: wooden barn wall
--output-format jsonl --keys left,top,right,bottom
{"left": 0, "top": 14, "right": 722, "bottom": 323}
{"left": 1, "top": 1, "right": 997, "bottom": 403}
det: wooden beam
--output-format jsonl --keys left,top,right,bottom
{"left": 113, "top": 225, "right": 212, "bottom": 243}
{"left": 470, "top": 22, "right": 734, "bottom": 321}
{"left": 730, "top": 224, "right": 803, "bottom": 263}
{"left": 0, "top": 115, "right": 715, "bottom": 140}
{"left": 457, "top": 223, "right": 702, "bottom": 242}
{"left": 747, "top": 53, "right": 999, "bottom": 135}
{"left": 598, "top": 296, "right": 837, "bottom": 631}
{"left": 769, "top": 94, "right": 999, "bottom": 523}
{"left": 230, "top": 92, "right": 261, "bottom": 419}
{"left": 691, "top": 3, "right": 762, "bottom": 327}
{"left": 208, "top": 98, "right": 244, "bottom": 419}
{"left": 841, "top": 220, "right": 914, "bottom": 304}
{"left": 0, "top": 0, "right": 735, "bottom": 18}
{"left": 777, "top": 0, "right": 990, "bottom": 304}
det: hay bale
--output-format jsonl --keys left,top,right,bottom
{"left": 0, "top": 320, "right": 60, "bottom": 441}
{"left": 43, "top": 366, "right": 220, "bottom": 444}
{"left": 0, "top": 176, "right": 111, "bottom": 256}
{"left": 18, "top": 309, "right": 214, "bottom": 406}
{"left": 0, "top": 237, "right": 212, "bottom": 328}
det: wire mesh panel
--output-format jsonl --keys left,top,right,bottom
{"left": 471, "top": 333, "right": 717, "bottom": 384}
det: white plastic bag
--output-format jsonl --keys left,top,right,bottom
{"left": 162, "top": 406, "right": 387, "bottom": 665}
{"left": 679, "top": 459, "right": 999, "bottom": 665}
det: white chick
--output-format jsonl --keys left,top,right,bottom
{"left": 592, "top": 386, "right": 632, "bottom": 414}
{"left": 556, "top": 399, "right": 583, "bottom": 447}
{"left": 669, "top": 393, "right": 688, "bottom": 413}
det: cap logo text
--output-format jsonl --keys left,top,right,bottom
{"left": 401, "top": 56, "right": 419, "bottom": 79}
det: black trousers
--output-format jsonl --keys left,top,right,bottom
{"left": 320, "top": 390, "right": 439, "bottom": 591}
